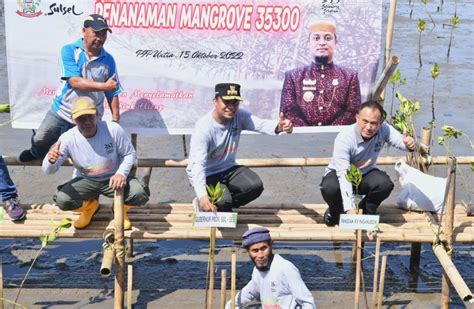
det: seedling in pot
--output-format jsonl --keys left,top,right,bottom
{"left": 345, "top": 164, "right": 362, "bottom": 212}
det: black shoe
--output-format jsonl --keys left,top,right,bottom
{"left": 18, "top": 149, "right": 37, "bottom": 162}
{"left": 324, "top": 208, "right": 338, "bottom": 227}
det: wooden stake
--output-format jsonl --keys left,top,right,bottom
{"left": 354, "top": 209, "right": 363, "bottom": 309}
{"left": 354, "top": 228, "right": 362, "bottom": 309}
{"left": 1, "top": 258, "right": 3, "bottom": 309}
{"left": 385, "top": 0, "right": 398, "bottom": 65}
{"left": 441, "top": 157, "right": 457, "bottom": 308}
{"left": 231, "top": 252, "right": 237, "bottom": 309}
{"left": 114, "top": 188, "right": 125, "bottom": 309}
{"left": 127, "top": 264, "right": 133, "bottom": 309}
{"left": 377, "top": 256, "right": 388, "bottom": 309}
{"left": 207, "top": 227, "right": 217, "bottom": 309}
{"left": 220, "top": 269, "right": 227, "bottom": 309}
{"left": 371, "top": 237, "right": 381, "bottom": 309}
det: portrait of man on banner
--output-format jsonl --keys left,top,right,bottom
{"left": 280, "top": 19, "right": 361, "bottom": 127}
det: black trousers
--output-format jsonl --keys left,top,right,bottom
{"left": 320, "top": 169, "right": 394, "bottom": 218}
{"left": 206, "top": 165, "right": 264, "bottom": 212}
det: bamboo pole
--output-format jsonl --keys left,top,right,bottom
{"left": 231, "top": 252, "right": 237, "bottom": 309}
{"left": 127, "top": 264, "right": 133, "bottom": 309}
{"left": 371, "top": 237, "right": 381, "bottom": 309}
{"left": 434, "top": 245, "right": 473, "bottom": 302}
{"left": 100, "top": 246, "right": 115, "bottom": 277}
{"left": 441, "top": 157, "right": 457, "bottom": 308}
{"left": 354, "top": 214, "right": 363, "bottom": 308}
{"left": 380, "top": 0, "right": 398, "bottom": 102}
{"left": 207, "top": 227, "right": 217, "bottom": 309}
{"left": 370, "top": 56, "right": 400, "bottom": 101}
{"left": 114, "top": 188, "right": 125, "bottom": 309}
{"left": 130, "top": 134, "right": 138, "bottom": 177}
{"left": 376, "top": 256, "right": 388, "bottom": 309}
{"left": 220, "top": 269, "right": 227, "bottom": 309}
{"left": 0, "top": 258, "right": 3, "bottom": 309}
{"left": 3, "top": 155, "right": 474, "bottom": 167}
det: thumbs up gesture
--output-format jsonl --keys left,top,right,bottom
{"left": 277, "top": 112, "right": 293, "bottom": 134}
{"left": 47, "top": 141, "right": 62, "bottom": 165}
{"left": 104, "top": 73, "right": 118, "bottom": 92}
{"left": 402, "top": 129, "right": 416, "bottom": 151}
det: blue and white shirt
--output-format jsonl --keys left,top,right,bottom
{"left": 52, "top": 38, "right": 123, "bottom": 123}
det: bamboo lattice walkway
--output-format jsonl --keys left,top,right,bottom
{"left": 1, "top": 202, "right": 472, "bottom": 243}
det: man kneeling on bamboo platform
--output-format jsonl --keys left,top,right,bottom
{"left": 226, "top": 227, "right": 316, "bottom": 308}
{"left": 186, "top": 83, "right": 293, "bottom": 212}
{"left": 320, "top": 101, "right": 416, "bottom": 226}
{"left": 42, "top": 96, "right": 150, "bottom": 229}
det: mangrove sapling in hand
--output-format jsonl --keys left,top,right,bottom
{"left": 13, "top": 218, "right": 72, "bottom": 308}
{"left": 206, "top": 182, "right": 225, "bottom": 209}
{"left": 417, "top": 19, "right": 426, "bottom": 67}
{"left": 345, "top": 164, "right": 362, "bottom": 212}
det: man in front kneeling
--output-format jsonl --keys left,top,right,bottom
{"left": 320, "top": 101, "right": 415, "bottom": 226}
{"left": 42, "top": 96, "right": 149, "bottom": 229}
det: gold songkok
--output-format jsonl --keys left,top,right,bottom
{"left": 307, "top": 20, "right": 337, "bottom": 34}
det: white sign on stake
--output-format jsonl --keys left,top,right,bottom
{"left": 339, "top": 214, "right": 380, "bottom": 231}
{"left": 192, "top": 212, "right": 238, "bottom": 228}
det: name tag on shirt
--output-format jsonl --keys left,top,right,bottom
{"left": 192, "top": 212, "right": 238, "bottom": 228}
{"left": 339, "top": 214, "right": 380, "bottom": 230}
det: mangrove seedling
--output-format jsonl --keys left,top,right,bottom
{"left": 447, "top": 15, "right": 460, "bottom": 59}
{"left": 438, "top": 125, "right": 474, "bottom": 157}
{"left": 417, "top": 19, "right": 426, "bottom": 67}
{"left": 13, "top": 218, "right": 72, "bottom": 308}
{"left": 393, "top": 90, "right": 420, "bottom": 137}
{"left": 421, "top": 0, "right": 436, "bottom": 30}
{"left": 388, "top": 69, "right": 407, "bottom": 122}
{"left": 206, "top": 182, "right": 225, "bottom": 206}
{"left": 345, "top": 164, "right": 362, "bottom": 212}
{"left": 430, "top": 63, "right": 440, "bottom": 140}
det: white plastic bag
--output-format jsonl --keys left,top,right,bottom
{"left": 395, "top": 160, "right": 447, "bottom": 214}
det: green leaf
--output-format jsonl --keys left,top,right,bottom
{"left": 441, "top": 125, "right": 463, "bottom": 139}
{"left": 437, "top": 136, "right": 445, "bottom": 145}
{"left": 471, "top": 161, "right": 474, "bottom": 172}
{"left": 421, "top": 0, "right": 428, "bottom": 5}
{"left": 450, "top": 16, "right": 460, "bottom": 27}
{"left": 389, "top": 69, "right": 401, "bottom": 85}
{"left": 40, "top": 235, "right": 48, "bottom": 248}
{"left": 417, "top": 19, "right": 426, "bottom": 32}
{"left": 48, "top": 232, "right": 57, "bottom": 243}
{"left": 59, "top": 218, "right": 72, "bottom": 229}
{"left": 431, "top": 63, "right": 440, "bottom": 79}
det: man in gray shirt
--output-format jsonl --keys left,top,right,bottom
{"left": 43, "top": 97, "right": 149, "bottom": 229}
{"left": 320, "top": 101, "right": 416, "bottom": 226}
{"left": 187, "top": 83, "right": 293, "bottom": 212}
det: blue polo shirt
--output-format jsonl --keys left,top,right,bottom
{"left": 52, "top": 38, "right": 122, "bottom": 123}
{"left": 325, "top": 122, "right": 409, "bottom": 211}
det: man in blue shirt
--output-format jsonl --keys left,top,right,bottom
{"left": 19, "top": 14, "right": 122, "bottom": 162}
{"left": 320, "top": 101, "right": 416, "bottom": 226}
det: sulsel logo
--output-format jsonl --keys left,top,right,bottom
{"left": 16, "top": 0, "right": 84, "bottom": 18}
{"left": 16, "top": 0, "right": 43, "bottom": 18}
{"left": 46, "top": 3, "right": 83, "bottom": 16}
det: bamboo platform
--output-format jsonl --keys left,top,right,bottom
{"left": 1, "top": 202, "right": 472, "bottom": 243}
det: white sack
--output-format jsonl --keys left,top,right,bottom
{"left": 395, "top": 160, "right": 447, "bottom": 214}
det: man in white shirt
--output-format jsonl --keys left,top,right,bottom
{"left": 226, "top": 227, "right": 316, "bottom": 309}
{"left": 43, "top": 97, "right": 149, "bottom": 229}
{"left": 320, "top": 101, "right": 416, "bottom": 226}
{"left": 186, "top": 83, "right": 293, "bottom": 212}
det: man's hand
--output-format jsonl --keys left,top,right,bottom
{"left": 47, "top": 141, "right": 62, "bottom": 164}
{"left": 104, "top": 73, "right": 118, "bottom": 92}
{"left": 402, "top": 129, "right": 416, "bottom": 151}
{"left": 109, "top": 173, "right": 126, "bottom": 191}
{"left": 199, "top": 196, "right": 217, "bottom": 212}
{"left": 345, "top": 209, "right": 358, "bottom": 215}
{"left": 277, "top": 112, "right": 293, "bottom": 133}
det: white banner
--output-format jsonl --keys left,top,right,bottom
{"left": 4, "top": 0, "right": 382, "bottom": 134}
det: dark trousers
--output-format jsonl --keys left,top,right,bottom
{"left": 206, "top": 166, "right": 264, "bottom": 212}
{"left": 320, "top": 169, "right": 394, "bottom": 217}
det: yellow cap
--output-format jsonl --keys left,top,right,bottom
{"left": 71, "top": 97, "right": 96, "bottom": 120}
{"left": 307, "top": 20, "right": 336, "bottom": 34}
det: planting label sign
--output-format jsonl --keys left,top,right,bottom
{"left": 192, "top": 212, "right": 238, "bottom": 228}
{"left": 339, "top": 214, "right": 380, "bottom": 231}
